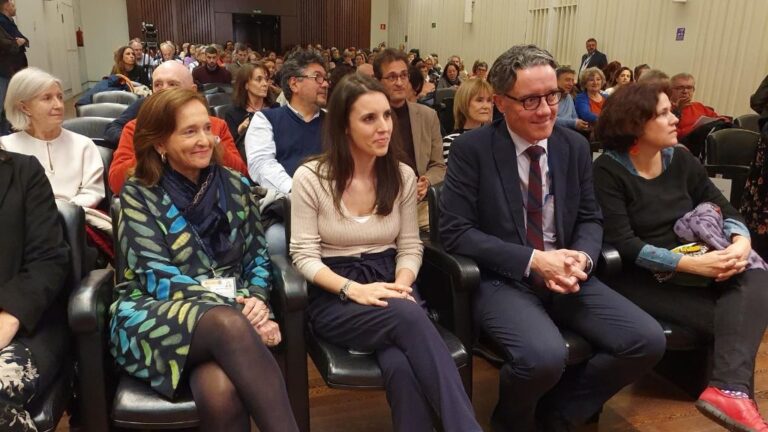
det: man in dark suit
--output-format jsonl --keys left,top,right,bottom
{"left": 439, "top": 44, "right": 665, "bottom": 432}
{"left": 578, "top": 38, "right": 607, "bottom": 76}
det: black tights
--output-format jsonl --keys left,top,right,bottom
{"left": 187, "top": 305, "right": 299, "bottom": 432}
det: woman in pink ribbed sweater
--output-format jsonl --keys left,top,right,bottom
{"left": 290, "top": 74, "right": 481, "bottom": 432}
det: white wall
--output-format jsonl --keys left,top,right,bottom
{"left": 389, "top": 0, "right": 768, "bottom": 116}
{"left": 370, "top": 0, "right": 389, "bottom": 48}
{"left": 13, "top": 0, "right": 51, "bottom": 71}
{"left": 78, "top": 0, "right": 129, "bottom": 83}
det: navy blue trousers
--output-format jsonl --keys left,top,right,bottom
{"left": 307, "top": 250, "right": 481, "bottom": 432}
{"left": 474, "top": 275, "right": 666, "bottom": 432}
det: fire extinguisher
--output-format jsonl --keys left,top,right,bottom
{"left": 76, "top": 27, "right": 84, "bottom": 47}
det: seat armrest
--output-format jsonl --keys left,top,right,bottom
{"left": 68, "top": 268, "right": 114, "bottom": 334}
{"left": 597, "top": 244, "right": 622, "bottom": 279}
{"left": 422, "top": 243, "right": 480, "bottom": 295}
{"left": 269, "top": 254, "right": 307, "bottom": 316}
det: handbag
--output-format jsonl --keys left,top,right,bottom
{"left": 653, "top": 242, "right": 713, "bottom": 287}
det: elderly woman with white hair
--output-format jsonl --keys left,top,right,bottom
{"left": 1, "top": 67, "right": 104, "bottom": 210}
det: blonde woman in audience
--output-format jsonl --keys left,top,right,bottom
{"left": 290, "top": 74, "right": 481, "bottom": 432}
{"left": 442, "top": 78, "right": 493, "bottom": 162}
{"left": 2, "top": 67, "right": 104, "bottom": 210}
{"left": 575, "top": 67, "right": 607, "bottom": 125}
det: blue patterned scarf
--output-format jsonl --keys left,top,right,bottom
{"left": 160, "top": 165, "right": 236, "bottom": 263}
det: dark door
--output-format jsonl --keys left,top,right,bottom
{"left": 232, "top": 13, "right": 280, "bottom": 55}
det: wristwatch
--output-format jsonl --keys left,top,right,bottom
{"left": 339, "top": 279, "right": 353, "bottom": 302}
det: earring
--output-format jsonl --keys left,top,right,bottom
{"left": 160, "top": 152, "right": 167, "bottom": 163}
{"left": 629, "top": 141, "right": 640, "bottom": 155}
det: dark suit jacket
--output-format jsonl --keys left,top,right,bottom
{"left": 0, "top": 150, "right": 69, "bottom": 389}
{"left": 439, "top": 119, "right": 602, "bottom": 283}
{"left": 580, "top": 50, "right": 608, "bottom": 72}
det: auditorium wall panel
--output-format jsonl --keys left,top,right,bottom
{"left": 390, "top": 0, "right": 768, "bottom": 116}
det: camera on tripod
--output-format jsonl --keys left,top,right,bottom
{"left": 141, "top": 22, "right": 158, "bottom": 49}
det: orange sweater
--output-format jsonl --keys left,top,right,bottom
{"left": 108, "top": 116, "right": 247, "bottom": 194}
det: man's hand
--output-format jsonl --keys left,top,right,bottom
{"left": 531, "top": 249, "right": 588, "bottom": 294}
{"left": 416, "top": 176, "right": 430, "bottom": 201}
{"left": 0, "top": 311, "right": 20, "bottom": 351}
{"left": 15, "top": 37, "right": 26, "bottom": 47}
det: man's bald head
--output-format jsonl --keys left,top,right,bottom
{"left": 151, "top": 61, "right": 194, "bottom": 92}
{"left": 357, "top": 63, "right": 374, "bottom": 78}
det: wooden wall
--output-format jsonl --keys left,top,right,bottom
{"left": 125, "top": 0, "right": 371, "bottom": 51}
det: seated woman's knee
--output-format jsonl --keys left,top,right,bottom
{"left": 385, "top": 298, "right": 432, "bottom": 328}
{"left": 202, "top": 306, "right": 256, "bottom": 340}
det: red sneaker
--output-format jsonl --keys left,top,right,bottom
{"left": 695, "top": 386, "right": 768, "bottom": 432}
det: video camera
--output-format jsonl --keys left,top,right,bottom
{"left": 141, "top": 22, "right": 158, "bottom": 49}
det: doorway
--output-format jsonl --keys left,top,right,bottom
{"left": 232, "top": 14, "right": 281, "bottom": 55}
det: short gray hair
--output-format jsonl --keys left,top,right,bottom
{"left": 280, "top": 48, "right": 325, "bottom": 101}
{"left": 579, "top": 67, "right": 605, "bottom": 88}
{"left": 487, "top": 45, "right": 557, "bottom": 94}
{"left": 671, "top": 72, "right": 694, "bottom": 83}
{"left": 4, "top": 67, "right": 62, "bottom": 131}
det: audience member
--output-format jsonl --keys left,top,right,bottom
{"left": 3, "top": 67, "right": 104, "bottom": 208}
{"left": 634, "top": 63, "right": 651, "bottom": 81}
{"left": 0, "top": 0, "right": 28, "bottom": 114}
{"left": 409, "top": 62, "right": 430, "bottom": 102}
{"left": 226, "top": 43, "right": 249, "bottom": 75}
{"left": 555, "top": 66, "right": 590, "bottom": 133}
{"left": 152, "top": 41, "right": 181, "bottom": 66}
{"left": 244, "top": 48, "right": 327, "bottom": 194}
{"left": 110, "top": 88, "right": 299, "bottom": 432}
{"left": 225, "top": 63, "right": 276, "bottom": 146}
{"left": 327, "top": 63, "right": 355, "bottom": 99}
{"left": 442, "top": 78, "right": 493, "bottom": 162}
{"left": 290, "top": 73, "right": 482, "bottom": 432}
{"left": 107, "top": 61, "right": 246, "bottom": 194}
{"left": 374, "top": 48, "right": 445, "bottom": 229}
{"left": 356, "top": 62, "right": 374, "bottom": 78}
{"left": 593, "top": 82, "right": 768, "bottom": 432}
{"left": 575, "top": 67, "right": 607, "bottom": 125}
{"left": 431, "top": 53, "right": 442, "bottom": 74}
{"left": 670, "top": 72, "right": 728, "bottom": 139}
{"left": 0, "top": 145, "right": 70, "bottom": 432}
{"left": 192, "top": 46, "right": 232, "bottom": 85}
{"left": 437, "top": 62, "right": 462, "bottom": 89}
{"left": 637, "top": 69, "right": 669, "bottom": 84}
{"left": 354, "top": 52, "right": 367, "bottom": 67}
{"left": 750, "top": 73, "right": 768, "bottom": 121}
{"left": 579, "top": 38, "right": 608, "bottom": 75}
{"left": 604, "top": 66, "right": 633, "bottom": 95}
{"left": 111, "top": 45, "right": 151, "bottom": 86}
{"left": 440, "top": 44, "right": 665, "bottom": 432}
{"left": 471, "top": 60, "right": 489, "bottom": 80}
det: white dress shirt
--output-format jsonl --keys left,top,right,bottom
{"left": 244, "top": 102, "right": 321, "bottom": 194}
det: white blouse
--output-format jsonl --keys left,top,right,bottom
{"left": 1, "top": 129, "right": 105, "bottom": 208}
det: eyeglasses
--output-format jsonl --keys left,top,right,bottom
{"left": 502, "top": 90, "right": 563, "bottom": 110}
{"left": 297, "top": 74, "right": 328, "bottom": 84}
{"left": 673, "top": 85, "right": 695, "bottom": 92}
{"left": 382, "top": 72, "right": 409, "bottom": 83}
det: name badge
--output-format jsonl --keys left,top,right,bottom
{"left": 201, "top": 277, "right": 237, "bottom": 299}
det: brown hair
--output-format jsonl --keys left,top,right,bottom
{"left": 313, "top": 73, "right": 405, "bottom": 216}
{"left": 132, "top": 88, "right": 221, "bottom": 186}
{"left": 111, "top": 46, "right": 133, "bottom": 75}
{"left": 232, "top": 63, "right": 275, "bottom": 110}
{"left": 373, "top": 48, "right": 409, "bottom": 80}
{"left": 594, "top": 82, "right": 671, "bottom": 152}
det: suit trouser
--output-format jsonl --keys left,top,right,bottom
{"left": 307, "top": 250, "right": 481, "bottom": 432}
{"left": 610, "top": 268, "right": 768, "bottom": 394}
{"left": 474, "top": 276, "right": 666, "bottom": 432}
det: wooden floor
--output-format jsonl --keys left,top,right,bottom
{"left": 54, "top": 332, "right": 768, "bottom": 431}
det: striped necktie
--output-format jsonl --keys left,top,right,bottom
{"left": 525, "top": 145, "right": 545, "bottom": 251}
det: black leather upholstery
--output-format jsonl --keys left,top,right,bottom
{"left": 92, "top": 91, "right": 139, "bottom": 106}
{"left": 29, "top": 367, "right": 72, "bottom": 432}
{"left": 97, "top": 146, "right": 114, "bottom": 209}
{"left": 212, "top": 104, "right": 232, "bottom": 119}
{"left": 69, "top": 199, "right": 310, "bottom": 432}
{"left": 733, "top": 113, "right": 760, "bottom": 133}
{"left": 62, "top": 117, "right": 114, "bottom": 140}
{"left": 76, "top": 103, "right": 129, "bottom": 118}
{"left": 205, "top": 92, "right": 231, "bottom": 108}
{"left": 705, "top": 128, "right": 760, "bottom": 166}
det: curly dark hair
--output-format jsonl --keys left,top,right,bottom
{"left": 594, "top": 82, "right": 671, "bottom": 152}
